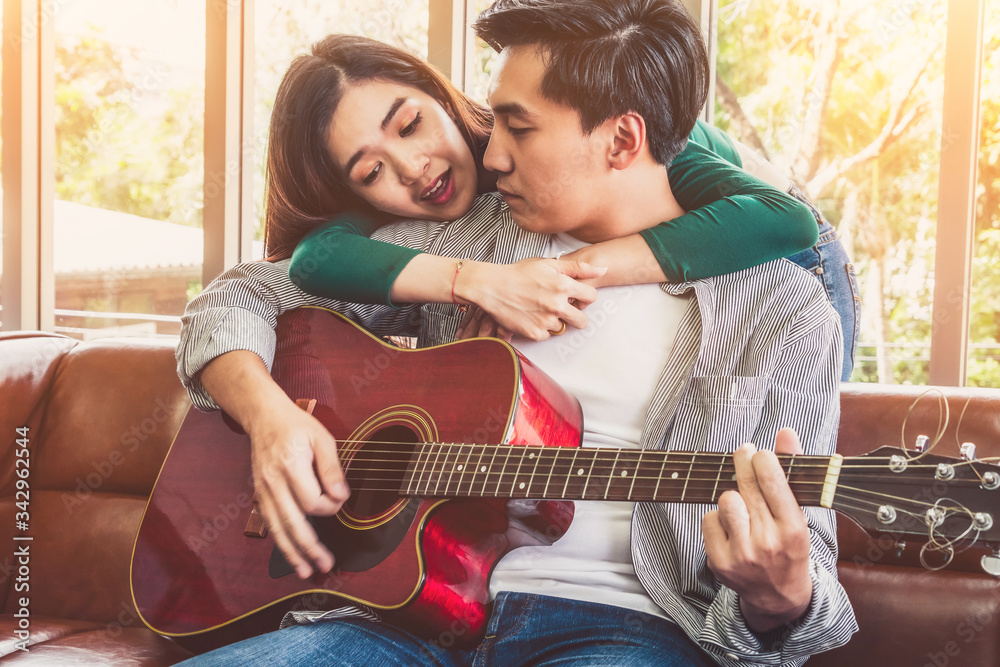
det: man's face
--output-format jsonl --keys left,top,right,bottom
{"left": 484, "top": 45, "right": 608, "bottom": 239}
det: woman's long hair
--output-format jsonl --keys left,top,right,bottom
{"left": 263, "top": 34, "right": 494, "bottom": 259}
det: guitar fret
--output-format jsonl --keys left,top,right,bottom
{"left": 604, "top": 450, "right": 622, "bottom": 500}
{"left": 653, "top": 452, "right": 668, "bottom": 501}
{"left": 710, "top": 454, "right": 726, "bottom": 502}
{"left": 467, "top": 445, "right": 489, "bottom": 497}
{"left": 563, "top": 448, "right": 581, "bottom": 499}
{"left": 456, "top": 444, "right": 476, "bottom": 496}
{"left": 580, "top": 450, "right": 598, "bottom": 500}
{"left": 423, "top": 443, "right": 440, "bottom": 496}
{"left": 679, "top": 453, "right": 697, "bottom": 502}
{"left": 462, "top": 445, "right": 479, "bottom": 496}
{"left": 439, "top": 443, "right": 454, "bottom": 496}
{"left": 628, "top": 451, "right": 642, "bottom": 500}
{"left": 524, "top": 448, "right": 544, "bottom": 498}
{"left": 403, "top": 443, "right": 424, "bottom": 497}
{"left": 409, "top": 444, "right": 428, "bottom": 496}
{"left": 495, "top": 446, "right": 514, "bottom": 497}
{"left": 432, "top": 444, "right": 447, "bottom": 496}
{"left": 417, "top": 443, "right": 430, "bottom": 496}
{"left": 508, "top": 446, "right": 528, "bottom": 497}
{"left": 483, "top": 445, "right": 501, "bottom": 497}
{"left": 542, "top": 448, "right": 559, "bottom": 498}
{"left": 419, "top": 443, "right": 429, "bottom": 496}
{"left": 459, "top": 445, "right": 474, "bottom": 494}
{"left": 443, "top": 444, "right": 461, "bottom": 496}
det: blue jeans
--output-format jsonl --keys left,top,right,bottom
{"left": 784, "top": 185, "right": 861, "bottom": 381}
{"left": 181, "top": 592, "right": 715, "bottom": 666}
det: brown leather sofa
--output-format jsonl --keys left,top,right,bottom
{"left": 2, "top": 331, "right": 999, "bottom": 665}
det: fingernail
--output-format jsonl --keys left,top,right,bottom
{"left": 333, "top": 481, "right": 350, "bottom": 498}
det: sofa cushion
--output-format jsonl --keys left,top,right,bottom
{"left": 0, "top": 335, "right": 79, "bottom": 498}
{"left": 809, "top": 564, "right": 1000, "bottom": 667}
{"left": 0, "top": 616, "right": 192, "bottom": 665}
{"left": 32, "top": 338, "right": 189, "bottom": 497}
{"left": 0, "top": 334, "right": 194, "bottom": 664}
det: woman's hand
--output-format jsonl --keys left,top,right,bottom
{"left": 454, "top": 257, "right": 605, "bottom": 341}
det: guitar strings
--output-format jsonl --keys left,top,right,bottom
{"left": 330, "top": 437, "right": 999, "bottom": 463}
{"left": 332, "top": 445, "right": 1000, "bottom": 473}
{"left": 326, "top": 439, "right": 1000, "bottom": 468}
{"left": 897, "top": 388, "right": 950, "bottom": 463}
{"left": 338, "top": 465, "right": 998, "bottom": 491}
{"left": 339, "top": 454, "right": 1000, "bottom": 473}
{"left": 335, "top": 473, "right": 981, "bottom": 518}
{"left": 335, "top": 477, "right": 987, "bottom": 548}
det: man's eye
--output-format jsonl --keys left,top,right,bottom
{"left": 362, "top": 163, "right": 382, "bottom": 185}
{"left": 400, "top": 113, "right": 422, "bottom": 137}
{"left": 508, "top": 126, "right": 530, "bottom": 136}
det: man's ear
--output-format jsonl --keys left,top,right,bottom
{"left": 607, "top": 112, "right": 646, "bottom": 170}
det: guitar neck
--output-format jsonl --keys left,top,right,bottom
{"left": 394, "top": 443, "right": 840, "bottom": 508}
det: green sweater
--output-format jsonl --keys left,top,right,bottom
{"left": 289, "top": 120, "right": 817, "bottom": 304}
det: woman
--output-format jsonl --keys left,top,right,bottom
{"left": 177, "top": 33, "right": 857, "bottom": 581}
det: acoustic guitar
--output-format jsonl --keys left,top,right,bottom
{"left": 131, "top": 306, "right": 1000, "bottom": 646}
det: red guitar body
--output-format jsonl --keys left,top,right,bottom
{"left": 131, "top": 307, "right": 582, "bottom": 646}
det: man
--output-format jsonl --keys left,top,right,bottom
{"left": 180, "top": 1, "right": 856, "bottom": 664}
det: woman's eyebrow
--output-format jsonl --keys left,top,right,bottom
{"left": 380, "top": 97, "right": 407, "bottom": 130}
{"left": 345, "top": 96, "right": 409, "bottom": 175}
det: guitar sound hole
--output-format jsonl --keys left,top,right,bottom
{"left": 344, "top": 425, "right": 417, "bottom": 518}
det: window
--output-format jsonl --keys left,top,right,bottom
{"left": 971, "top": 0, "right": 1000, "bottom": 386}
{"left": 1, "top": 0, "right": 994, "bottom": 388}
{"left": 715, "top": 0, "right": 990, "bottom": 385}
{"left": 252, "top": 0, "right": 430, "bottom": 251}
{"left": 53, "top": 1, "right": 205, "bottom": 339}
{"left": 468, "top": 0, "right": 497, "bottom": 104}
{"left": 0, "top": 7, "right": 3, "bottom": 329}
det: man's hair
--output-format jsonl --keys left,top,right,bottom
{"left": 474, "top": 0, "right": 709, "bottom": 166}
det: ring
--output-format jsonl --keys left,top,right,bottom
{"left": 548, "top": 320, "right": 567, "bottom": 336}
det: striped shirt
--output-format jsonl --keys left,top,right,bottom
{"left": 177, "top": 192, "right": 858, "bottom": 666}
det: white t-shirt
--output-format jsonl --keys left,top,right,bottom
{"left": 489, "top": 233, "right": 689, "bottom": 619}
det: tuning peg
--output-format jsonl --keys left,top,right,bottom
{"left": 914, "top": 434, "right": 929, "bottom": 453}
{"left": 982, "top": 549, "right": 1000, "bottom": 577}
{"left": 983, "top": 471, "right": 1000, "bottom": 491}
{"left": 961, "top": 443, "right": 977, "bottom": 461}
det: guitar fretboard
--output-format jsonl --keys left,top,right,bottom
{"left": 399, "top": 444, "right": 834, "bottom": 506}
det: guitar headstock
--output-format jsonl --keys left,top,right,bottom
{"left": 835, "top": 445, "right": 1000, "bottom": 573}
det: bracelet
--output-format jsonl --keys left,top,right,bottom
{"left": 452, "top": 258, "right": 472, "bottom": 307}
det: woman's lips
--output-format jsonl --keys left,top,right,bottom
{"left": 421, "top": 170, "right": 456, "bottom": 206}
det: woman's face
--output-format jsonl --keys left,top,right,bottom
{"left": 326, "top": 80, "right": 479, "bottom": 222}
